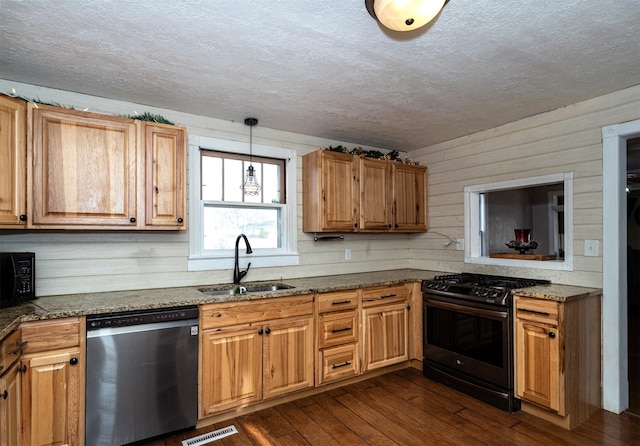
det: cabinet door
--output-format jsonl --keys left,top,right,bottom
{"left": 0, "top": 95, "right": 27, "bottom": 228}
{"left": 0, "top": 362, "right": 21, "bottom": 446}
{"left": 141, "top": 122, "right": 186, "bottom": 229}
{"left": 392, "top": 163, "right": 427, "bottom": 232}
{"left": 30, "top": 105, "right": 138, "bottom": 228}
{"left": 359, "top": 158, "right": 392, "bottom": 230}
{"left": 200, "top": 326, "right": 262, "bottom": 416}
{"left": 363, "top": 302, "right": 409, "bottom": 371}
{"left": 320, "top": 151, "right": 358, "bottom": 231}
{"left": 515, "top": 319, "right": 562, "bottom": 413}
{"left": 21, "top": 348, "right": 83, "bottom": 446}
{"left": 263, "top": 317, "right": 314, "bottom": 399}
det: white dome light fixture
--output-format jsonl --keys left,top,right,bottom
{"left": 365, "top": 0, "right": 450, "bottom": 32}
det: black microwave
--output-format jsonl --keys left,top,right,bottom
{"left": 0, "top": 252, "right": 36, "bottom": 308}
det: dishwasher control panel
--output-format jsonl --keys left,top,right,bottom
{"left": 87, "top": 306, "right": 199, "bottom": 330}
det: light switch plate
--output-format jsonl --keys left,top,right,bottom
{"left": 345, "top": 249, "right": 351, "bottom": 261}
{"left": 584, "top": 240, "right": 599, "bottom": 257}
{"left": 456, "top": 238, "right": 465, "bottom": 251}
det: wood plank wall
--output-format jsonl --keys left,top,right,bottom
{"left": 0, "top": 79, "right": 638, "bottom": 295}
{"left": 410, "top": 85, "right": 640, "bottom": 288}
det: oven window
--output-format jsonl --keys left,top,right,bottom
{"left": 426, "top": 305, "right": 504, "bottom": 368}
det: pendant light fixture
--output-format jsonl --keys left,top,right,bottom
{"left": 365, "top": 0, "right": 450, "bottom": 32}
{"left": 241, "top": 117, "right": 261, "bottom": 196}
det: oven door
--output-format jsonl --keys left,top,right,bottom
{"left": 423, "top": 295, "right": 512, "bottom": 389}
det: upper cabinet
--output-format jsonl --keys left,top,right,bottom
{"left": 0, "top": 95, "right": 27, "bottom": 228}
{"left": 0, "top": 96, "right": 186, "bottom": 231}
{"left": 303, "top": 149, "right": 427, "bottom": 233}
{"left": 30, "top": 104, "right": 139, "bottom": 228}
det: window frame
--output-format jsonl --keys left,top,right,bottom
{"left": 188, "top": 135, "right": 299, "bottom": 272}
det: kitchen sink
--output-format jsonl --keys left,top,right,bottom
{"left": 199, "top": 283, "right": 294, "bottom": 296}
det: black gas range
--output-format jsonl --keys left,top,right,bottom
{"left": 422, "top": 273, "right": 550, "bottom": 412}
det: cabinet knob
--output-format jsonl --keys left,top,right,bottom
{"left": 548, "top": 332, "right": 556, "bottom": 339}
{"left": 19, "top": 365, "right": 27, "bottom": 374}
{"left": 70, "top": 357, "right": 78, "bottom": 365}
{"left": 407, "top": 305, "right": 411, "bottom": 310}
{"left": 1, "top": 390, "right": 7, "bottom": 400}
{"left": 258, "top": 328, "right": 263, "bottom": 335}
{"left": 265, "top": 328, "right": 271, "bottom": 335}
{"left": 19, "top": 214, "right": 27, "bottom": 221}
{"left": 354, "top": 223, "right": 358, "bottom": 228}
{"left": 129, "top": 217, "right": 136, "bottom": 223}
{"left": 177, "top": 217, "right": 184, "bottom": 224}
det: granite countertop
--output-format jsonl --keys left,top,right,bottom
{"left": 0, "top": 269, "right": 602, "bottom": 340}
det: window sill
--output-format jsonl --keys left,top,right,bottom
{"left": 465, "top": 255, "right": 573, "bottom": 271}
{"left": 188, "top": 252, "right": 300, "bottom": 272}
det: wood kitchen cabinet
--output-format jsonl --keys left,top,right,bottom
{"left": 392, "top": 163, "right": 427, "bottom": 231}
{"left": 199, "top": 296, "right": 314, "bottom": 417}
{"left": 20, "top": 317, "right": 84, "bottom": 446}
{"left": 0, "top": 328, "right": 22, "bottom": 446}
{"left": 0, "top": 94, "right": 27, "bottom": 228}
{"left": 362, "top": 285, "right": 409, "bottom": 371}
{"left": 316, "top": 289, "right": 360, "bottom": 384}
{"left": 28, "top": 103, "right": 186, "bottom": 230}
{"left": 139, "top": 121, "right": 186, "bottom": 229}
{"left": 303, "top": 149, "right": 427, "bottom": 233}
{"left": 303, "top": 150, "right": 358, "bottom": 232}
{"left": 514, "top": 294, "right": 601, "bottom": 430}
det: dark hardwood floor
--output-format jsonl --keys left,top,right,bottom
{"left": 143, "top": 368, "right": 640, "bottom": 446}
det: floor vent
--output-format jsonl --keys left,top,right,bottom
{"left": 181, "top": 425, "right": 239, "bottom": 446}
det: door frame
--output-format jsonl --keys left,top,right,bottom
{"left": 602, "top": 118, "right": 640, "bottom": 413}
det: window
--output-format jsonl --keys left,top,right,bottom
{"left": 188, "top": 136, "right": 299, "bottom": 271}
{"left": 464, "top": 172, "right": 574, "bottom": 271}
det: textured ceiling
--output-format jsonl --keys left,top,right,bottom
{"left": 1, "top": 0, "right": 638, "bottom": 150}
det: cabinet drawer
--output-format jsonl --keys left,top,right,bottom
{"left": 318, "top": 311, "right": 358, "bottom": 348}
{"left": 515, "top": 296, "right": 559, "bottom": 326}
{"left": 201, "top": 295, "right": 313, "bottom": 330}
{"left": 362, "top": 284, "right": 407, "bottom": 308}
{"left": 319, "top": 344, "right": 359, "bottom": 384}
{"left": 0, "top": 329, "right": 22, "bottom": 374}
{"left": 317, "top": 290, "right": 358, "bottom": 313}
{"left": 20, "top": 317, "right": 81, "bottom": 354}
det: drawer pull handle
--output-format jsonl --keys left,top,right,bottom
{"left": 331, "top": 327, "right": 351, "bottom": 333}
{"left": 380, "top": 294, "right": 397, "bottom": 299}
{"left": 332, "top": 361, "right": 352, "bottom": 369}
{"left": 331, "top": 300, "right": 352, "bottom": 306}
{"left": 518, "top": 308, "right": 550, "bottom": 316}
{"left": 8, "top": 341, "right": 27, "bottom": 355}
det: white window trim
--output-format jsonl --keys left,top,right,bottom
{"left": 464, "top": 172, "right": 574, "bottom": 271}
{"left": 188, "top": 135, "right": 299, "bottom": 271}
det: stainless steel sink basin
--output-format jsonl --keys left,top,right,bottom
{"left": 199, "top": 283, "right": 294, "bottom": 296}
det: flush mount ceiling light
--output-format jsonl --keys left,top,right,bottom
{"left": 365, "top": 0, "right": 450, "bottom": 32}
{"left": 241, "top": 117, "right": 261, "bottom": 196}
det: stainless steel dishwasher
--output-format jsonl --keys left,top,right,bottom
{"left": 85, "top": 306, "right": 199, "bottom": 446}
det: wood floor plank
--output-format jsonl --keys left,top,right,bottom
{"left": 143, "top": 369, "right": 640, "bottom": 446}
{"left": 310, "top": 392, "right": 399, "bottom": 445}
{"left": 298, "top": 401, "right": 370, "bottom": 446}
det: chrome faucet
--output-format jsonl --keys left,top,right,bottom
{"left": 233, "top": 234, "right": 253, "bottom": 284}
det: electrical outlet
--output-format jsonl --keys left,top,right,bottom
{"left": 584, "top": 240, "right": 599, "bottom": 257}
{"left": 345, "top": 249, "right": 352, "bottom": 261}
{"left": 456, "top": 238, "right": 465, "bottom": 251}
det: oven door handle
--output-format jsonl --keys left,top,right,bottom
{"left": 425, "top": 298, "right": 508, "bottom": 319}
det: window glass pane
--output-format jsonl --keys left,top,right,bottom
{"left": 262, "top": 163, "right": 281, "bottom": 203}
{"left": 201, "top": 156, "right": 222, "bottom": 201}
{"left": 203, "top": 205, "right": 280, "bottom": 250}
{"left": 223, "top": 158, "right": 243, "bottom": 202}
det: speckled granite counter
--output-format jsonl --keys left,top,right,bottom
{"left": 512, "top": 284, "right": 602, "bottom": 302}
{"left": 0, "top": 269, "right": 602, "bottom": 339}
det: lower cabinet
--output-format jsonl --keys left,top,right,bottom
{"left": 362, "top": 285, "right": 410, "bottom": 372}
{"left": 20, "top": 317, "right": 84, "bottom": 446}
{"left": 514, "top": 294, "right": 601, "bottom": 429}
{"left": 199, "top": 296, "right": 314, "bottom": 418}
{"left": 0, "top": 362, "right": 21, "bottom": 446}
